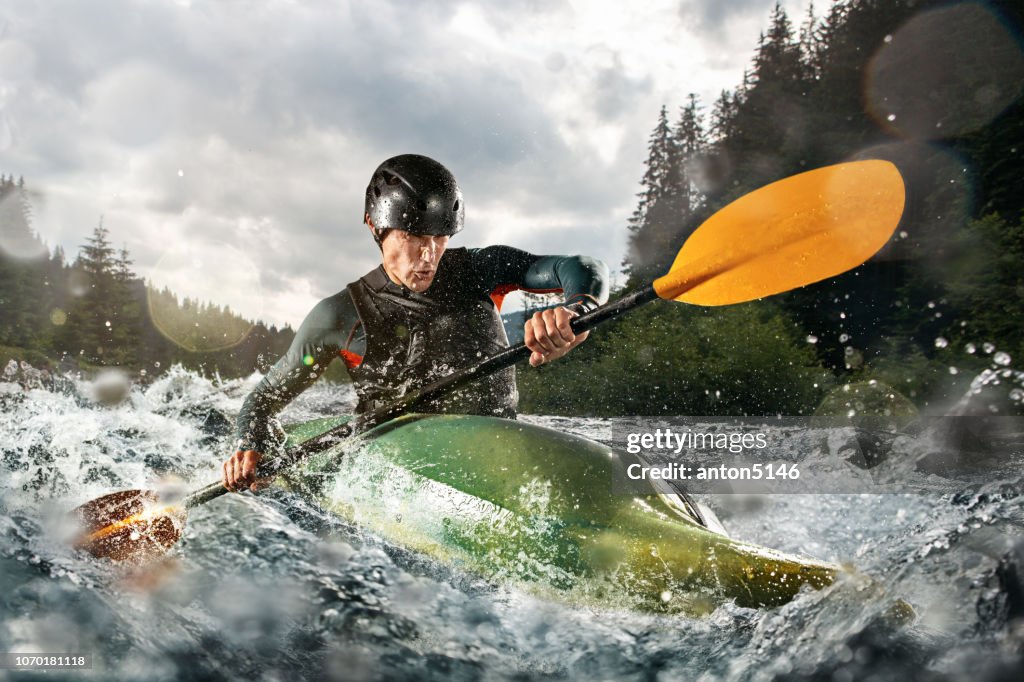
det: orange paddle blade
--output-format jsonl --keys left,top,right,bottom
{"left": 653, "top": 160, "right": 905, "bottom": 305}
{"left": 71, "top": 489, "right": 185, "bottom": 563}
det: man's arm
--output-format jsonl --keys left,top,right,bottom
{"left": 474, "top": 246, "right": 610, "bottom": 366}
{"left": 522, "top": 254, "right": 610, "bottom": 313}
{"left": 224, "top": 292, "right": 353, "bottom": 492}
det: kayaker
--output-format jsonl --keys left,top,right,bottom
{"left": 223, "top": 154, "right": 610, "bottom": 492}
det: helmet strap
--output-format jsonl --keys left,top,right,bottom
{"left": 372, "top": 227, "right": 388, "bottom": 250}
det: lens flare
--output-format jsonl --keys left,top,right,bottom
{"left": 866, "top": 3, "right": 1024, "bottom": 140}
{"left": 147, "top": 240, "right": 262, "bottom": 352}
{"left": 846, "top": 142, "right": 973, "bottom": 277}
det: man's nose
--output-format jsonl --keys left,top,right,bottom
{"left": 420, "top": 240, "right": 440, "bottom": 261}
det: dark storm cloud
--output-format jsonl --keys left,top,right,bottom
{"left": 0, "top": 0, "right": 805, "bottom": 324}
{"left": 679, "top": 0, "right": 778, "bottom": 34}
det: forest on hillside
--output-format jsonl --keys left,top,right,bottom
{"left": 2, "top": 0, "right": 1022, "bottom": 416}
{"left": 518, "top": 0, "right": 1024, "bottom": 417}
{"left": 0, "top": 176, "right": 293, "bottom": 380}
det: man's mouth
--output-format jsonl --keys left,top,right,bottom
{"left": 413, "top": 270, "right": 435, "bottom": 279}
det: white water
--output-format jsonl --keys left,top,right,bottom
{"left": 0, "top": 367, "right": 1022, "bottom": 681}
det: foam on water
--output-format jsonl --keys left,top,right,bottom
{"left": 0, "top": 366, "right": 1022, "bottom": 680}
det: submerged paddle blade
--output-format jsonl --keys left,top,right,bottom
{"left": 653, "top": 159, "right": 905, "bottom": 305}
{"left": 71, "top": 489, "right": 185, "bottom": 563}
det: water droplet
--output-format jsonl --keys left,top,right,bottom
{"left": 177, "top": 169, "right": 184, "bottom": 177}
{"left": 949, "top": 366, "right": 958, "bottom": 375}
{"left": 839, "top": 312, "right": 846, "bottom": 319}
{"left": 105, "top": 320, "right": 111, "bottom": 327}
{"left": 806, "top": 335, "right": 818, "bottom": 344}
{"left": 884, "top": 34, "right": 893, "bottom": 43}
{"left": 994, "top": 352, "right": 1011, "bottom": 366}
{"left": 887, "top": 113, "right": 896, "bottom": 121}
{"left": 660, "top": 591, "right": 672, "bottom": 602}
{"left": 965, "top": 343, "right": 976, "bottom": 354}
{"left": 927, "top": 301, "right": 936, "bottom": 309}
{"left": 983, "top": 343, "right": 995, "bottom": 354}
{"left": 934, "top": 337, "right": 948, "bottom": 349}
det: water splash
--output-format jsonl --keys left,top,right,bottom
{"left": 0, "top": 365, "right": 1021, "bottom": 680}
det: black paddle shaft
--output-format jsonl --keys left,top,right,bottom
{"left": 184, "top": 284, "right": 659, "bottom": 508}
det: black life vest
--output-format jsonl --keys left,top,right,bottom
{"left": 346, "top": 248, "right": 518, "bottom": 417}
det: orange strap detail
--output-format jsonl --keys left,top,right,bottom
{"left": 488, "top": 285, "right": 563, "bottom": 312}
{"left": 339, "top": 349, "right": 363, "bottom": 369}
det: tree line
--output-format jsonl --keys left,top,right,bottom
{"left": 0, "top": 175, "right": 293, "bottom": 380}
{"left": 3, "top": 0, "right": 1022, "bottom": 415}
{"left": 518, "top": 0, "right": 1024, "bottom": 416}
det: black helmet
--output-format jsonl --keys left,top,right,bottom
{"left": 364, "top": 154, "right": 464, "bottom": 243}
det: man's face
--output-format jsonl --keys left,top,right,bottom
{"left": 377, "top": 227, "right": 450, "bottom": 292}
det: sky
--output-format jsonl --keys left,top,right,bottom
{"left": 0, "top": 0, "right": 814, "bottom": 328}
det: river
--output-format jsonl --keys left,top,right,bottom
{"left": 1, "top": 366, "right": 1022, "bottom": 681}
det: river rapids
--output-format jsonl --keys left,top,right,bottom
{"left": 1, "top": 365, "right": 1022, "bottom": 681}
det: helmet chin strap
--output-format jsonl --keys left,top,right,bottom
{"left": 366, "top": 216, "right": 388, "bottom": 251}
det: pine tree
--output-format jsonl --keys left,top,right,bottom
{"left": 729, "top": 3, "right": 811, "bottom": 185}
{"left": 624, "top": 106, "right": 674, "bottom": 284}
{"left": 674, "top": 94, "right": 708, "bottom": 216}
{"left": 711, "top": 90, "right": 738, "bottom": 143}
{"left": 798, "top": 1, "right": 823, "bottom": 81}
{"left": 106, "top": 245, "right": 143, "bottom": 365}
{"left": 59, "top": 220, "right": 120, "bottom": 363}
{"left": 0, "top": 176, "right": 48, "bottom": 347}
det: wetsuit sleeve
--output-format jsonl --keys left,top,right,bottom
{"left": 473, "top": 245, "right": 610, "bottom": 312}
{"left": 233, "top": 291, "right": 356, "bottom": 454}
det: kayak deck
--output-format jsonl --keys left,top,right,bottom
{"left": 277, "top": 414, "right": 838, "bottom": 614}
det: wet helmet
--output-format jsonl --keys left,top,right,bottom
{"left": 364, "top": 154, "right": 464, "bottom": 244}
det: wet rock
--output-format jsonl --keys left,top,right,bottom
{"left": 200, "top": 408, "right": 233, "bottom": 438}
{"left": 977, "top": 540, "right": 1024, "bottom": 634}
{"left": 951, "top": 479, "right": 1024, "bottom": 512}
{"left": 916, "top": 417, "right": 1020, "bottom": 476}
{"left": 22, "top": 466, "right": 70, "bottom": 498}
{"left": 82, "top": 466, "right": 123, "bottom": 487}
{"left": 776, "top": 615, "right": 939, "bottom": 682}
{"left": 179, "top": 405, "right": 234, "bottom": 445}
{"left": 844, "top": 427, "right": 899, "bottom": 469}
{"left": 144, "top": 451, "right": 183, "bottom": 475}
{"left": 2, "top": 448, "right": 30, "bottom": 472}
{"left": 113, "top": 426, "right": 142, "bottom": 440}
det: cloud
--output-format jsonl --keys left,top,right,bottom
{"left": 680, "top": 0, "right": 775, "bottom": 34}
{"left": 1, "top": 0, "right": 810, "bottom": 326}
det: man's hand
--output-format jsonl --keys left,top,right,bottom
{"left": 524, "top": 306, "right": 590, "bottom": 367}
{"left": 222, "top": 450, "right": 273, "bottom": 493}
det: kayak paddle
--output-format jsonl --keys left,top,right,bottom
{"left": 71, "top": 159, "right": 905, "bottom": 562}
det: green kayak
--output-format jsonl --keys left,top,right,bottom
{"left": 277, "top": 414, "right": 839, "bottom": 615}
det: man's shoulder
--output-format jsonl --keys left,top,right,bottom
{"left": 451, "top": 244, "right": 528, "bottom": 267}
{"left": 301, "top": 288, "right": 358, "bottom": 330}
